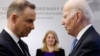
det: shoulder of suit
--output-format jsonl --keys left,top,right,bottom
{"left": 37, "top": 48, "right": 42, "bottom": 51}
{"left": 59, "top": 48, "right": 64, "bottom": 51}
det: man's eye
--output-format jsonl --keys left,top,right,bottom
{"left": 64, "top": 16, "right": 67, "bottom": 19}
{"left": 26, "top": 20, "right": 33, "bottom": 23}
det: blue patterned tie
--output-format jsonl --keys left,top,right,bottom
{"left": 70, "top": 39, "right": 77, "bottom": 53}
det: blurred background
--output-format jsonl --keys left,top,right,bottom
{"left": 0, "top": 0, "right": 100, "bottom": 56}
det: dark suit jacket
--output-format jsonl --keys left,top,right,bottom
{"left": 69, "top": 26, "right": 100, "bottom": 56}
{"left": 0, "top": 30, "right": 30, "bottom": 56}
{"left": 36, "top": 48, "right": 65, "bottom": 56}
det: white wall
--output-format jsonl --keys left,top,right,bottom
{"left": 0, "top": 0, "right": 100, "bottom": 56}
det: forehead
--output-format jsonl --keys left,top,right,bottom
{"left": 24, "top": 7, "right": 36, "bottom": 14}
{"left": 63, "top": 9, "right": 70, "bottom": 15}
{"left": 63, "top": 5, "right": 72, "bottom": 15}
{"left": 46, "top": 33, "right": 55, "bottom": 38}
{"left": 22, "top": 7, "right": 36, "bottom": 19}
{"left": 47, "top": 33, "right": 54, "bottom": 36}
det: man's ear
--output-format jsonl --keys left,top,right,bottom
{"left": 76, "top": 10, "right": 82, "bottom": 23}
{"left": 11, "top": 13, "right": 18, "bottom": 23}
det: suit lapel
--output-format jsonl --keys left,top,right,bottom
{"left": 1, "top": 30, "right": 24, "bottom": 56}
{"left": 70, "top": 26, "right": 95, "bottom": 56}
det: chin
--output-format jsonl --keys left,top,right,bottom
{"left": 22, "top": 34, "right": 28, "bottom": 37}
{"left": 68, "top": 32, "right": 75, "bottom": 37}
{"left": 67, "top": 32, "right": 72, "bottom": 35}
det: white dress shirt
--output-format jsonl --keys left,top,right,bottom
{"left": 4, "top": 27, "right": 25, "bottom": 53}
{"left": 76, "top": 24, "right": 92, "bottom": 41}
{"left": 4, "top": 27, "right": 19, "bottom": 44}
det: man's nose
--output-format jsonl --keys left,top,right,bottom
{"left": 61, "top": 19, "right": 65, "bottom": 25}
{"left": 31, "top": 23, "right": 35, "bottom": 30}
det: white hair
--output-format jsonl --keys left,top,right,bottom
{"left": 64, "top": 0, "right": 94, "bottom": 20}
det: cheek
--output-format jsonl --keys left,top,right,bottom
{"left": 67, "top": 15, "right": 76, "bottom": 26}
{"left": 53, "top": 40, "right": 56, "bottom": 44}
{"left": 45, "top": 38, "right": 49, "bottom": 42}
{"left": 50, "top": 39, "right": 55, "bottom": 44}
{"left": 16, "top": 20, "right": 26, "bottom": 28}
{"left": 65, "top": 18, "right": 71, "bottom": 26}
{"left": 22, "top": 22, "right": 30, "bottom": 28}
{"left": 18, "top": 24, "right": 29, "bottom": 33}
{"left": 46, "top": 39, "right": 54, "bottom": 43}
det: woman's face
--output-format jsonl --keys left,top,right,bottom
{"left": 46, "top": 33, "right": 56, "bottom": 46}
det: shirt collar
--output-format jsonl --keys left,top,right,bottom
{"left": 4, "top": 27, "right": 19, "bottom": 44}
{"left": 76, "top": 24, "right": 92, "bottom": 41}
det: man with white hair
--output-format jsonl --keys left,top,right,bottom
{"left": 62, "top": 0, "right": 100, "bottom": 56}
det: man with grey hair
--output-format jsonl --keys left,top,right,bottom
{"left": 0, "top": 0, "right": 36, "bottom": 56}
{"left": 62, "top": 0, "right": 100, "bottom": 56}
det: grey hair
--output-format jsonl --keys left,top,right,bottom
{"left": 65, "top": 0, "right": 94, "bottom": 20}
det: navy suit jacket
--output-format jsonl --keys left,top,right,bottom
{"left": 36, "top": 48, "right": 65, "bottom": 56}
{"left": 69, "top": 26, "right": 100, "bottom": 56}
{"left": 0, "top": 30, "right": 30, "bottom": 56}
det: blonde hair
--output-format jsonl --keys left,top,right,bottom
{"left": 41, "top": 30, "right": 59, "bottom": 52}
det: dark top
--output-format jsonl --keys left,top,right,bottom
{"left": 0, "top": 30, "right": 30, "bottom": 56}
{"left": 69, "top": 26, "right": 100, "bottom": 56}
{"left": 36, "top": 48, "right": 65, "bottom": 56}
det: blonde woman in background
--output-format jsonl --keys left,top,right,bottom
{"left": 36, "top": 30, "right": 65, "bottom": 56}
